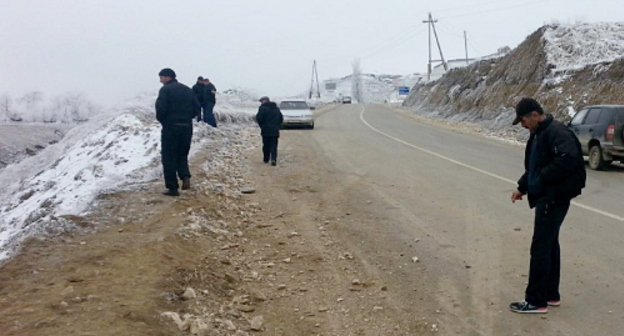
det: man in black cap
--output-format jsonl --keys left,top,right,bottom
{"left": 509, "top": 97, "right": 585, "bottom": 313}
{"left": 255, "top": 96, "right": 283, "bottom": 166}
{"left": 156, "top": 68, "right": 200, "bottom": 196}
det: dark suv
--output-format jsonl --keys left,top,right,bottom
{"left": 568, "top": 105, "right": 624, "bottom": 170}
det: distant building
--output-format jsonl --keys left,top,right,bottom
{"left": 320, "top": 73, "right": 425, "bottom": 103}
{"left": 429, "top": 47, "right": 511, "bottom": 81}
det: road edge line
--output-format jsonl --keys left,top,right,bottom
{"left": 358, "top": 106, "right": 624, "bottom": 222}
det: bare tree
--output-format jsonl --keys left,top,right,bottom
{"left": 41, "top": 105, "right": 58, "bottom": 123}
{"left": 18, "top": 91, "right": 43, "bottom": 108}
{"left": 8, "top": 91, "right": 44, "bottom": 121}
{"left": 0, "top": 91, "right": 97, "bottom": 123}
{"left": 50, "top": 92, "right": 93, "bottom": 123}
{"left": 351, "top": 59, "right": 363, "bottom": 104}
{"left": 0, "top": 93, "right": 11, "bottom": 120}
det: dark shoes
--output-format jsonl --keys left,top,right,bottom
{"left": 547, "top": 300, "right": 561, "bottom": 307}
{"left": 163, "top": 177, "right": 189, "bottom": 196}
{"left": 163, "top": 189, "right": 180, "bottom": 197}
{"left": 270, "top": 160, "right": 277, "bottom": 166}
{"left": 509, "top": 301, "right": 548, "bottom": 314}
{"left": 182, "top": 178, "right": 191, "bottom": 190}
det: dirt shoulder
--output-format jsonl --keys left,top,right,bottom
{"left": 0, "top": 119, "right": 440, "bottom": 336}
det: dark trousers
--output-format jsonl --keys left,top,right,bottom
{"left": 262, "top": 136, "right": 278, "bottom": 162}
{"left": 198, "top": 102, "right": 217, "bottom": 127}
{"left": 525, "top": 199, "right": 571, "bottom": 307}
{"left": 161, "top": 124, "right": 193, "bottom": 190}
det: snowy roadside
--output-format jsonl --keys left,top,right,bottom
{"left": 0, "top": 94, "right": 256, "bottom": 261}
{"left": 393, "top": 105, "right": 527, "bottom": 146}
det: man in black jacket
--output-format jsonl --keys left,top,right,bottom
{"left": 203, "top": 78, "right": 217, "bottom": 127}
{"left": 509, "top": 98, "right": 586, "bottom": 313}
{"left": 192, "top": 76, "right": 208, "bottom": 122}
{"left": 255, "top": 96, "right": 283, "bottom": 166}
{"left": 156, "top": 68, "right": 200, "bottom": 196}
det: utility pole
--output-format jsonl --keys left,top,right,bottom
{"left": 309, "top": 60, "right": 321, "bottom": 99}
{"left": 430, "top": 13, "right": 448, "bottom": 72}
{"left": 314, "top": 61, "right": 320, "bottom": 99}
{"left": 422, "top": 13, "right": 448, "bottom": 80}
{"left": 422, "top": 14, "right": 434, "bottom": 81}
{"left": 464, "top": 31, "right": 469, "bottom": 64}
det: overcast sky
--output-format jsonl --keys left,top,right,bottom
{"left": 0, "top": 0, "right": 621, "bottom": 106}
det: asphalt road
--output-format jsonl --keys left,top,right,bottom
{"left": 301, "top": 103, "right": 624, "bottom": 335}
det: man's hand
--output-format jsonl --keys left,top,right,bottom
{"left": 511, "top": 190, "right": 524, "bottom": 203}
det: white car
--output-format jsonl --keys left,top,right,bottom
{"left": 279, "top": 100, "right": 315, "bottom": 129}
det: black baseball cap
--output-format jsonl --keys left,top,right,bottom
{"left": 513, "top": 98, "right": 544, "bottom": 125}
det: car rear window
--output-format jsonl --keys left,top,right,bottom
{"left": 615, "top": 108, "right": 624, "bottom": 123}
{"left": 584, "top": 108, "right": 602, "bottom": 125}
{"left": 599, "top": 108, "right": 616, "bottom": 124}
{"left": 279, "top": 101, "right": 309, "bottom": 109}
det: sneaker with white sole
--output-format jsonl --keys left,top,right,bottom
{"left": 547, "top": 300, "right": 560, "bottom": 306}
{"left": 509, "top": 301, "right": 548, "bottom": 314}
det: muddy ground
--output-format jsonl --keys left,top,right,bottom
{"left": 0, "top": 121, "right": 441, "bottom": 335}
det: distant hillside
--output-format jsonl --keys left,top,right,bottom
{"left": 403, "top": 23, "right": 624, "bottom": 129}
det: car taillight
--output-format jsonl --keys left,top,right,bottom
{"left": 606, "top": 124, "right": 615, "bottom": 141}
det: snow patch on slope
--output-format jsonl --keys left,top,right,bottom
{"left": 544, "top": 22, "right": 624, "bottom": 72}
{"left": 0, "top": 92, "right": 257, "bottom": 260}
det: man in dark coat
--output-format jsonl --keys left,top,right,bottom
{"left": 192, "top": 76, "right": 209, "bottom": 122}
{"left": 509, "top": 98, "right": 586, "bottom": 313}
{"left": 255, "top": 96, "right": 283, "bottom": 166}
{"left": 202, "top": 78, "right": 218, "bottom": 127}
{"left": 155, "top": 68, "right": 200, "bottom": 196}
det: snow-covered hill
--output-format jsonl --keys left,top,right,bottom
{"left": 0, "top": 91, "right": 257, "bottom": 260}
{"left": 544, "top": 22, "right": 624, "bottom": 72}
{"left": 403, "top": 22, "right": 624, "bottom": 136}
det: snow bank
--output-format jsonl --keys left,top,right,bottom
{"left": 0, "top": 91, "right": 257, "bottom": 260}
{"left": 543, "top": 22, "right": 624, "bottom": 72}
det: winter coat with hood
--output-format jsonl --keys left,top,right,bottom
{"left": 517, "top": 115, "right": 586, "bottom": 208}
{"left": 255, "top": 102, "right": 283, "bottom": 137}
{"left": 156, "top": 79, "right": 200, "bottom": 126}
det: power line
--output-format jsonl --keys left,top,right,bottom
{"left": 435, "top": 23, "right": 486, "bottom": 56}
{"left": 466, "top": 39, "right": 486, "bottom": 57}
{"left": 438, "top": 0, "right": 550, "bottom": 20}
{"left": 431, "top": 0, "right": 526, "bottom": 16}
{"left": 360, "top": 27, "right": 426, "bottom": 60}
{"left": 440, "top": 19, "right": 510, "bottom": 48}
{"left": 318, "top": 25, "right": 424, "bottom": 65}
